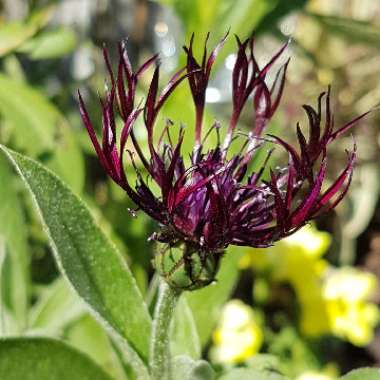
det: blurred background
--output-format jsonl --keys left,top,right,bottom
{"left": 1, "top": 0, "right": 380, "bottom": 379}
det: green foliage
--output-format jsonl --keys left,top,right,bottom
{"left": 172, "top": 355, "right": 215, "bottom": 380}
{"left": 0, "top": 1, "right": 379, "bottom": 379}
{"left": 0, "top": 338, "right": 113, "bottom": 380}
{"left": 158, "top": 0, "right": 278, "bottom": 64}
{"left": 0, "top": 155, "right": 29, "bottom": 331}
{"left": 0, "top": 6, "right": 54, "bottom": 56}
{"left": 309, "top": 13, "right": 380, "bottom": 49}
{"left": 218, "top": 368, "right": 289, "bottom": 380}
{"left": 0, "top": 74, "right": 84, "bottom": 193}
{"left": 66, "top": 315, "right": 129, "bottom": 380}
{"left": 186, "top": 246, "right": 243, "bottom": 347}
{"left": 340, "top": 368, "right": 380, "bottom": 379}
{"left": 29, "top": 278, "right": 84, "bottom": 333}
{"left": 0, "top": 146, "right": 151, "bottom": 364}
{"left": 18, "top": 27, "right": 78, "bottom": 60}
{"left": 171, "top": 297, "right": 201, "bottom": 359}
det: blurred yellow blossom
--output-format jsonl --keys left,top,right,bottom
{"left": 323, "top": 268, "right": 380, "bottom": 346}
{"left": 241, "top": 225, "right": 380, "bottom": 345}
{"left": 210, "top": 300, "right": 263, "bottom": 364}
{"left": 241, "top": 224, "right": 332, "bottom": 336}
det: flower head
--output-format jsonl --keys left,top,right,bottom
{"left": 79, "top": 34, "right": 368, "bottom": 289}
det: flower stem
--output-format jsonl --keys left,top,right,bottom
{"left": 149, "top": 280, "right": 181, "bottom": 380}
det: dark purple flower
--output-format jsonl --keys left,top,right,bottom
{"left": 79, "top": 35, "right": 369, "bottom": 289}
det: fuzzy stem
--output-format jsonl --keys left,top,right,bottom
{"left": 149, "top": 280, "right": 181, "bottom": 380}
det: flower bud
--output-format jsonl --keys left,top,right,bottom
{"left": 153, "top": 242, "right": 223, "bottom": 291}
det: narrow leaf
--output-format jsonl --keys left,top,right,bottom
{"left": 0, "top": 337, "right": 113, "bottom": 380}
{"left": 0, "top": 146, "right": 152, "bottom": 364}
{"left": 0, "top": 155, "right": 29, "bottom": 331}
{"left": 171, "top": 297, "right": 201, "bottom": 359}
{"left": 186, "top": 246, "right": 243, "bottom": 347}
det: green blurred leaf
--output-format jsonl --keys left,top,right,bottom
{"left": 172, "top": 355, "right": 215, "bottom": 380}
{"left": 246, "top": 354, "right": 281, "bottom": 373}
{"left": 0, "top": 337, "right": 114, "bottom": 380}
{"left": 185, "top": 246, "right": 243, "bottom": 347}
{"left": 29, "top": 278, "right": 84, "bottom": 333}
{"left": 0, "top": 74, "right": 84, "bottom": 193}
{"left": 340, "top": 368, "right": 380, "bottom": 380}
{"left": 218, "top": 368, "right": 289, "bottom": 380}
{"left": 0, "top": 146, "right": 152, "bottom": 364}
{"left": 0, "top": 155, "right": 29, "bottom": 331}
{"left": 160, "top": 0, "right": 277, "bottom": 63}
{"left": 255, "top": 0, "right": 308, "bottom": 34}
{"left": 0, "top": 22, "right": 36, "bottom": 57}
{"left": 67, "top": 314, "right": 129, "bottom": 380}
{"left": 18, "top": 27, "right": 78, "bottom": 60}
{"left": 161, "top": 0, "right": 277, "bottom": 38}
{"left": 309, "top": 13, "right": 380, "bottom": 49}
{"left": 0, "top": 6, "right": 54, "bottom": 56}
{"left": 171, "top": 297, "right": 201, "bottom": 359}
{"left": 0, "top": 236, "right": 6, "bottom": 333}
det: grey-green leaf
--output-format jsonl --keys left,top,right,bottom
{"left": 186, "top": 246, "right": 243, "bottom": 347}
{"left": 171, "top": 297, "right": 201, "bottom": 359}
{"left": 29, "top": 278, "right": 85, "bottom": 333}
{"left": 0, "top": 154, "right": 29, "bottom": 331}
{"left": 218, "top": 368, "right": 289, "bottom": 380}
{"left": 0, "top": 337, "right": 114, "bottom": 380}
{"left": 0, "top": 146, "right": 152, "bottom": 363}
{"left": 340, "top": 368, "right": 380, "bottom": 380}
{"left": 172, "top": 355, "right": 215, "bottom": 380}
{"left": 67, "top": 314, "right": 130, "bottom": 380}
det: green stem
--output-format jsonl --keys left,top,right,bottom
{"left": 149, "top": 280, "right": 181, "bottom": 380}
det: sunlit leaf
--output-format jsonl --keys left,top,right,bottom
{"left": 159, "top": 0, "right": 278, "bottom": 64}
{"left": 340, "top": 368, "right": 380, "bottom": 380}
{"left": 0, "top": 74, "right": 84, "bottom": 193}
{"left": 0, "top": 6, "right": 54, "bottom": 56}
{"left": 0, "top": 146, "right": 152, "bottom": 365}
{"left": 0, "top": 337, "right": 113, "bottom": 380}
{"left": 18, "top": 27, "right": 78, "bottom": 59}
{"left": 255, "top": 0, "right": 308, "bottom": 34}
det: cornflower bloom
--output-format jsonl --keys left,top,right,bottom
{"left": 79, "top": 34, "right": 368, "bottom": 290}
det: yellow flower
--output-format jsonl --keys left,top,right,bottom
{"left": 323, "top": 268, "right": 379, "bottom": 346}
{"left": 242, "top": 225, "right": 331, "bottom": 336}
{"left": 210, "top": 300, "right": 263, "bottom": 364}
